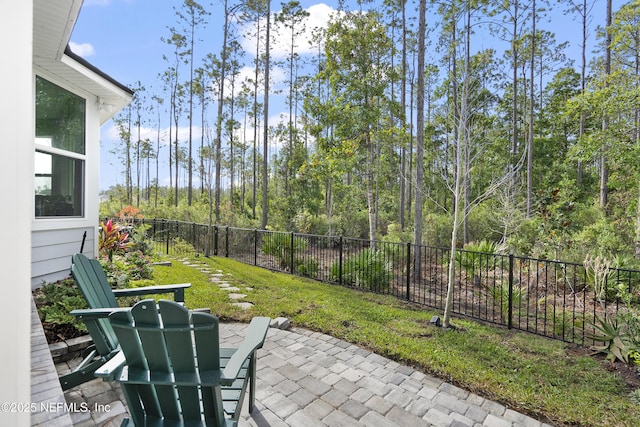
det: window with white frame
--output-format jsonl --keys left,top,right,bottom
{"left": 35, "top": 76, "right": 85, "bottom": 217}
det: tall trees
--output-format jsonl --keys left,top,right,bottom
{"left": 151, "top": 94, "right": 164, "bottom": 207}
{"left": 600, "top": 0, "right": 612, "bottom": 208}
{"left": 275, "top": 1, "right": 309, "bottom": 198}
{"left": 526, "top": 0, "right": 536, "bottom": 217}
{"left": 98, "top": 0, "right": 640, "bottom": 267}
{"left": 161, "top": 28, "right": 186, "bottom": 205}
{"left": 309, "top": 10, "right": 397, "bottom": 243}
{"left": 214, "top": 0, "right": 233, "bottom": 223}
{"left": 131, "top": 81, "right": 146, "bottom": 206}
{"left": 413, "top": 0, "right": 427, "bottom": 270}
{"left": 262, "top": 0, "right": 272, "bottom": 229}
{"left": 174, "top": 0, "right": 208, "bottom": 206}
{"left": 113, "top": 104, "right": 133, "bottom": 204}
{"left": 566, "top": 0, "right": 597, "bottom": 186}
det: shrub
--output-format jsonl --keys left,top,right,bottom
{"left": 172, "top": 237, "right": 197, "bottom": 256}
{"left": 99, "top": 257, "right": 129, "bottom": 287}
{"left": 296, "top": 257, "right": 319, "bottom": 278}
{"left": 99, "top": 250, "right": 154, "bottom": 288}
{"left": 488, "top": 282, "right": 527, "bottom": 318}
{"left": 130, "top": 223, "right": 154, "bottom": 257}
{"left": 331, "top": 248, "right": 391, "bottom": 292}
{"left": 123, "top": 250, "right": 154, "bottom": 280}
{"left": 573, "top": 217, "right": 633, "bottom": 260}
{"left": 467, "top": 202, "right": 503, "bottom": 242}
{"left": 34, "top": 278, "right": 87, "bottom": 334}
{"left": 261, "top": 232, "right": 308, "bottom": 270}
{"left": 455, "top": 240, "right": 499, "bottom": 280}
{"left": 423, "top": 213, "right": 452, "bottom": 247}
{"left": 99, "top": 218, "right": 133, "bottom": 260}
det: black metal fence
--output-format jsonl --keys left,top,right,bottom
{"left": 127, "top": 218, "right": 640, "bottom": 346}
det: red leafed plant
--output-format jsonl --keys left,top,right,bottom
{"left": 99, "top": 219, "right": 133, "bottom": 261}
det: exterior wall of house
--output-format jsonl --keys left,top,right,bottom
{"left": 31, "top": 70, "right": 101, "bottom": 289}
{"left": 31, "top": 227, "right": 96, "bottom": 287}
{"left": 1, "top": 0, "right": 33, "bottom": 424}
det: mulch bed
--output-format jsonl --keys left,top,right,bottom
{"left": 41, "top": 322, "right": 85, "bottom": 344}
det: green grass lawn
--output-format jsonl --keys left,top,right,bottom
{"left": 152, "top": 255, "right": 640, "bottom": 426}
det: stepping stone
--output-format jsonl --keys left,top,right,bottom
{"left": 232, "top": 302, "right": 254, "bottom": 310}
{"left": 270, "top": 317, "right": 291, "bottom": 330}
{"left": 223, "top": 286, "right": 241, "bottom": 292}
{"left": 217, "top": 283, "right": 231, "bottom": 288}
{"left": 228, "top": 293, "right": 247, "bottom": 300}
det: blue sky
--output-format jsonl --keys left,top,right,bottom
{"left": 72, "top": 0, "right": 339, "bottom": 190}
{"left": 69, "top": 0, "right": 625, "bottom": 191}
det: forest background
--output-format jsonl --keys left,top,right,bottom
{"left": 92, "top": 0, "right": 640, "bottom": 269}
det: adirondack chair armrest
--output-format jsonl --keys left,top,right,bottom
{"left": 221, "top": 316, "right": 270, "bottom": 384}
{"left": 70, "top": 307, "right": 131, "bottom": 321}
{"left": 112, "top": 283, "right": 190, "bottom": 302}
{"left": 94, "top": 351, "right": 126, "bottom": 381}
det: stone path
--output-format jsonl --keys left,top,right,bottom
{"left": 182, "top": 258, "right": 257, "bottom": 311}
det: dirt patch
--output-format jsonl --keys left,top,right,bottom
{"left": 41, "top": 322, "right": 85, "bottom": 344}
{"left": 605, "top": 360, "right": 640, "bottom": 390}
{"left": 567, "top": 344, "right": 640, "bottom": 391}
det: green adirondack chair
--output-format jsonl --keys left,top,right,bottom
{"left": 95, "top": 299, "right": 271, "bottom": 427}
{"left": 59, "top": 253, "right": 191, "bottom": 391}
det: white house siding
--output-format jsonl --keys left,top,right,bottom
{"left": 1, "top": 0, "right": 33, "bottom": 424}
{"left": 31, "top": 227, "right": 96, "bottom": 289}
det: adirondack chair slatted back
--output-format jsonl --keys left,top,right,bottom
{"left": 109, "top": 300, "right": 229, "bottom": 426}
{"left": 70, "top": 253, "right": 119, "bottom": 354}
{"left": 71, "top": 253, "right": 119, "bottom": 307}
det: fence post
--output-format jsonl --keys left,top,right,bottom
{"left": 339, "top": 236, "right": 343, "bottom": 286}
{"left": 225, "top": 226, "right": 229, "bottom": 257}
{"left": 165, "top": 219, "right": 170, "bottom": 255}
{"left": 290, "top": 232, "right": 295, "bottom": 274}
{"left": 254, "top": 229, "right": 258, "bottom": 266}
{"left": 406, "top": 243, "right": 411, "bottom": 301}
{"left": 213, "top": 226, "right": 219, "bottom": 256}
{"left": 508, "top": 253, "right": 514, "bottom": 330}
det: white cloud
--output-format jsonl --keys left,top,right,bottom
{"left": 69, "top": 41, "right": 96, "bottom": 58}
{"left": 104, "top": 123, "right": 204, "bottom": 148}
{"left": 239, "top": 3, "right": 340, "bottom": 60}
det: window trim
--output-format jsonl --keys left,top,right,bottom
{"left": 34, "top": 74, "right": 88, "bottom": 220}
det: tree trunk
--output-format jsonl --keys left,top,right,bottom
{"left": 413, "top": 0, "right": 427, "bottom": 277}
{"left": 261, "top": 0, "right": 271, "bottom": 229}
{"left": 215, "top": 0, "right": 230, "bottom": 223}
{"left": 600, "top": 0, "right": 612, "bottom": 208}
{"left": 526, "top": 0, "right": 536, "bottom": 218}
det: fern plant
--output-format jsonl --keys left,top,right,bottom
{"left": 261, "top": 233, "right": 308, "bottom": 270}
{"left": 35, "top": 278, "right": 88, "bottom": 333}
{"left": 331, "top": 249, "right": 391, "bottom": 292}
{"left": 488, "top": 282, "right": 527, "bottom": 318}
{"left": 455, "top": 240, "right": 498, "bottom": 281}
